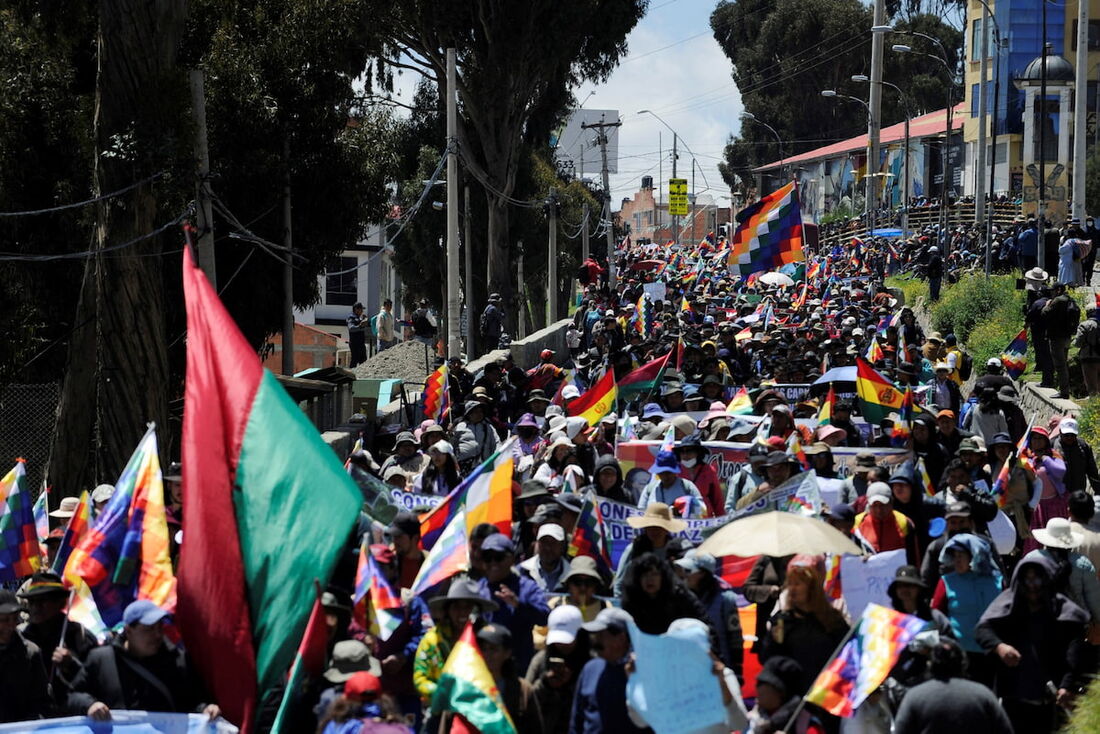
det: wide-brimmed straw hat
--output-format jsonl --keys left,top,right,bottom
{"left": 627, "top": 502, "right": 687, "bottom": 533}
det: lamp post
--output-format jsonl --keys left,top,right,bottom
{"left": 821, "top": 89, "right": 875, "bottom": 235}
{"left": 852, "top": 74, "right": 911, "bottom": 238}
{"left": 740, "top": 112, "right": 785, "bottom": 181}
{"left": 638, "top": 109, "right": 710, "bottom": 243}
{"left": 892, "top": 43, "right": 956, "bottom": 243}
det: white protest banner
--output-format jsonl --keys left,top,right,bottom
{"left": 626, "top": 621, "right": 727, "bottom": 734}
{"left": 840, "top": 549, "right": 906, "bottom": 620}
{"left": 597, "top": 497, "right": 730, "bottom": 567}
{"left": 732, "top": 470, "right": 823, "bottom": 519}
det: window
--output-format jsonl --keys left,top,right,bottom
{"left": 325, "top": 257, "right": 358, "bottom": 306}
{"left": 969, "top": 18, "right": 990, "bottom": 61}
{"left": 1071, "top": 20, "right": 1100, "bottom": 51}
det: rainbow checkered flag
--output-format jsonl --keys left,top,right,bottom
{"left": 568, "top": 492, "right": 613, "bottom": 577}
{"left": 1000, "top": 329, "right": 1027, "bottom": 380}
{"left": 806, "top": 604, "right": 928, "bottom": 716}
{"left": 0, "top": 459, "right": 43, "bottom": 582}
{"left": 352, "top": 542, "right": 403, "bottom": 641}
{"left": 727, "top": 182, "right": 805, "bottom": 277}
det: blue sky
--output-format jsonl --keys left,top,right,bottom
{"left": 578, "top": 0, "right": 743, "bottom": 209}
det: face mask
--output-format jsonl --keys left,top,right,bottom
{"left": 681, "top": 457, "right": 697, "bottom": 468}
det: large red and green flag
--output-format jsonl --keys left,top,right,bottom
{"left": 567, "top": 369, "right": 617, "bottom": 426}
{"left": 177, "top": 245, "right": 363, "bottom": 732}
{"left": 0, "top": 459, "right": 42, "bottom": 582}
{"left": 271, "top": 585, "right": 328, "bottom": 734}
{"left": 66, "top": 426, "right": 176, "bottom": 627}
{"left": 431, "top": 621, "right": 517, "bottom": 734}
{"left": 805, "top": 604, "right": 927, "bottom": 716}
{"left": 618, "top": 351, "right": 671, "bottom": 399}
{"left": 727, "top": 182, "right": 805, "bottom": 277}
{"left": 855, "top": 357, "right": 906, "bottom": 424}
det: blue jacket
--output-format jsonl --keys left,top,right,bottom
{"left": 1017, "top": 227, "right": 1038, "bottom": 257}
{"left": 568, "top": 657, "right": 647, "bottom": 734}
{"left": 477, "top": 571, "right": 550, "bottom": 670}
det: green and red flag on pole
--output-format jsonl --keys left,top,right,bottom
{"left": 271, "top": 583, "right": 328, "bottom": 734}
{"left": 176, "top": 230, "right": 362, "bottom": 732}
{"left": 617, "top": 350, "right": 671, "bottom": 400}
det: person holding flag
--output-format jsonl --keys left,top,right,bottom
{"left": 16, "top": 571, "right": 99, "bottom": 705}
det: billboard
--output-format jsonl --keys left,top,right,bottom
{"left": 551, "top": 108, "right": 620, "bottom": 175}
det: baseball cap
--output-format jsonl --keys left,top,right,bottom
{"left": 562, "top": 385, "right": 581, "bottom": 400}
{"left": 476, "top": 623, "right": 513, "bottom": 649}
{"left": 344, "top": 671, "right": 382, "bottom": 698}
{"left": 537, "top": 523, "right": 566, "bottom": 542}
{"left": 1060, "top": 417, "right": 1079, "bottom": 435}
{"left": 866, "top": 482, "right": 892, "bottom": 505}
{"left": 480, "top": 534, "right": 516, "bottom": 554}
{"left": 581, "top": 607, "right": 634, "bottom": 633}
{"left": 545, "top": 605, "right": 583, "bottom": 646}
{"left": 123, "top": 599, "right": 170, "bottom": 626}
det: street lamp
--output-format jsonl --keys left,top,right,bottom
{"left": 740, "top": 112, "right": 786, "bottom": 181}
{"left": 852, "top": 74, "right": 912, "bottom": 239}
{"left": 821, "top": 90, "right": 876, "bottom": 235}
{"left": 892, "top": 43, "right": 956, "bottom": 241}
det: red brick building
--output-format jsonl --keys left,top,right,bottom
{"left": 261, "top": 322, "right": 345, "bottom": 375}
{"left": 617, "top": 176, "right": 731, "bottom": 244}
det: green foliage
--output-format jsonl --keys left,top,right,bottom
{"left": 1077, "top": 397, "right": 1100, "bottom": 452}
{"left": 1064, "top": 675, "right": 1100, "bottom": 734}
{"left": 711, "top": 0, "right": 962, "bottom": 189}
{"left": 820, "top": 205, "right": 854, "bottom": 227}
{"left": 929, "top": 274, "right": 1023, "bottom": 343}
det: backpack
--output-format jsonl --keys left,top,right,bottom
{"left": 958, "top": 351, "right": 973, "bottom": 381}
{"left": 412, "top": 309, "right": 432, "bottom": 335}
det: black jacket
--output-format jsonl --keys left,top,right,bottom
{"left": 1055, "top": 437, "right": 1100, "bottom": 493}
{"left": 0, "top": 631, "right": 51, "bottom": 722}
{"left": 66, "top": 639, "right": 208, "bottom": 715}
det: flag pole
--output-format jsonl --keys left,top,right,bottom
{"left": 49, "top": 588, "right": 76, "bottom": 681}
{"left": 781, "top": 616, "right": 861, "bottom": 729}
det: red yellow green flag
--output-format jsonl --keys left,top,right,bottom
{"left": 726, "top": 386, "right": 753, "bottom": 415}
{"left": 817, "top": 384, "right": 836, "bottom": 426}
{"left": 855, "top": 357, "right": 906, "bottom": 424}
{"left": 567, "top": 369, "right": 617, "bottom": 426}
{"left": 430, "top": 621, "right": 516, "bottom": 734}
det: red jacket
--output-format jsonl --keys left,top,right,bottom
{"left": 680, "top": 463, "right": 724, "bottom": 517}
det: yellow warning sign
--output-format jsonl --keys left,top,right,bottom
{"left": 668, "top": 178, "right": 688, "bottom": 216}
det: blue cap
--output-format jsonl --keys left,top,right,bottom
{"left": 480, "top": 533, "right": 516, "bottom": 554}
{"left": 123, "top": 599, "right": 170, "bottom": 626}
{"left": 649, "top": 450, "right": 681, "bottom": 475}
{"left": 642, "top": 403, "right": 667, "bottom": 420}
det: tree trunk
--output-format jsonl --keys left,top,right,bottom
{"left": 49, "top": 0, "right": 189, "bottom": 495}
{"left": 485, "top": 193, "right": 512, "bottom": 334}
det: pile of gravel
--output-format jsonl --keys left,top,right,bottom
{"left": 353, "top": 339, "right": 437, "bottom": 384}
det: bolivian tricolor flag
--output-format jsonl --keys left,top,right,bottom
{"left": 817, "top": 384, "right": 836, "bottom": 426}
{"left": 567, "top": 369, "right": 617, "bottom": 426}
{"left": 726, "top": 386, "right": 753, "bottom": 415}
{"left": 431, "top": 621, "right": 517, "bottom": 734}
{"left": 855, "top": 357, "right": 906, "bottom": 424}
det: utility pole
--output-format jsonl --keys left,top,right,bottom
{"left": 189, "top": 70, "right": 216, "bottom": 289}
{"left": 581, "top": 201, "right": 590, "bottom": 263}
{"left": 868, "top": 0, "right": 885, "bottom": 237}
{"left": 986, "top": 34, "right": 1001, "bottom": 268}
{"left": 975, "top": 6, "right": 989, "bottom": 234}
{"left": 672, "top": 134, "right": 679, "bottom": 241}
{"left": 464, "top": 184, "right": 475, "bottom": 358}
{"left": 547, "top": 187, "right": 558, "bottom": 324}
{"left": 1074, "top": 0, "right": 1089, "bottom": 223}
{"left": 445, "top": 48, "right": 461, "bottom": 359}
{"left": 581, "top": 116, "right": 622, "bottom": 288}
{"left": 690, "top": 159, "right": 697, "bottom": 246}
{"left": 1039, "top": 39, "right": 1049, "bottom": 269}
{"left": 281, "top": 136, "right": 294, "bottom": 376}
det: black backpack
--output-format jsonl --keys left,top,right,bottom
{"left": 958, "top": 351, "right": 973, "bottom": 381}
{"left": 576, "top": 263, "right": 590, "bottom": 285}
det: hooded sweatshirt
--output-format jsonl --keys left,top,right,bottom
{"left": 589, "top": 454, "right": 630, "bottom": 504}
{"left": 975, "top": 554, "right": 1094, "bottom": 700}
{"left": 930, "top": 534, "right": 1002, "bottom": 652}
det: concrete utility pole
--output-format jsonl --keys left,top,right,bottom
{"left": 189, "top": 70, "right": 216, "bottom": 289}
{"left": 582, "top": 116, "right": 622, "bottom": 288}
{"left": 975, "top": 6, "right": 989, "bottom": 229}
{"left": 445, "top": 48, "right": 461, "bottom": 359}
{"left": 868, "top": 0, "right": 885, "bottom": 235}
{"left": 464, "top": 184, "right": 475, "bottom": 358}
{"left": 581, "top": 201, "right": 590, "bottom": 263}
{"left": 281, "top": 136, "right": 294, "bottom": 376}
{"left": 547, "top": 187, "right": 558, "bottom": 324}
{"left": 1074, "top": 0, "right": 1089, "bottom": 222}
{"left": 672, "top": 133, "right": 679, "bottom": 240}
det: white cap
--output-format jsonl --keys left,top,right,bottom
{"left": 537, "top": 523, "right": 566, "bottom": 542}
{"left": 430, "top": 439, "right": 454, "bottom": 455}
{"left": 1060, "top": 417, "right": 1079, "bottom": 435}
{"left": 562, "top": 385, "right": 581, "bottom": 400}
{"left": 867, "top": 482, "right": 892, "bottom": 505}
{"left": 546, "top": 604, "right": 583, "bottom": 646}
{"left": 565, "top": 416, "right": 590, "bottom": 440}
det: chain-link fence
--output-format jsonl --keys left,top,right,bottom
{"left": 0, "top": 383, "right": 59, "bottom": 495}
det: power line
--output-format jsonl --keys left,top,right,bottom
{"left": 0, "top": 173, "right": 165, "bottom": 218}
{"left": 0, "top": 214, "right": 187, "bottom": 261}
